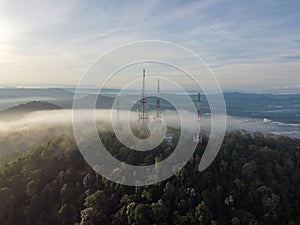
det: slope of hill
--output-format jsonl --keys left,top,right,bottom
{"left": 0, "top": 101, "right": 62, "bottom": 120}
{"left": 1, "top": 101, "right": 61, "bottom": 112}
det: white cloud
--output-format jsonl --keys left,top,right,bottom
{"left": 0, "top": 0, "right": 299, "bottom": 91}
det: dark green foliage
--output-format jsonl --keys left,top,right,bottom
{"left": 0, "top": 131, "right": 299, "bottom": 225}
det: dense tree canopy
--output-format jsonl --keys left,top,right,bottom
{"left": 0, "top": 130, "right": 299, "bottom": 225}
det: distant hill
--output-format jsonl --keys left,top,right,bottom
{"left": 75, "top": 94, "right": 176, "bottom": 110}
{"left": 0, "top": 101, "right": 61, "bottom": 120}
{"left": 73, "top": 94, "right": 114, "bottom": 109}
{"left": 222, "top": 93, "right": 300, "bottom": 124}
{"left": 1, "top": 101, "right": 61, "bottom": 112}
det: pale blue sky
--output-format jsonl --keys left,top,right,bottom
{"left": 0, "top": 0, "right": 299, "bottom": 92}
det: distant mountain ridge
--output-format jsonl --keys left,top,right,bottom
{"left": 0, "top": 88, "right": 73, "bottom": 99}
{"left": 0, "top": 87, "right": 299, "bottom": 124}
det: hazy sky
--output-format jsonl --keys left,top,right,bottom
{"left": 0, "top": 0, "right": 299, "bottom": 92}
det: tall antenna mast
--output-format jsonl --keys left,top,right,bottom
{"left": 197, "top": 92, "right": 201, "bottom": 120}
{"left": 156, "top": 78, "right": 161, "bottom": 120}
{"left": 117, "top": 97, "right": 120, "bottom": 126}
{"left": 138, "top": 69, "right": 148, "bottom": 127}
{"left": 193, "top": 91, "right": 202, "bottom": 143}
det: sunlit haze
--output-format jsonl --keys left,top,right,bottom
{"left": 0, "top": 1, "right": 299, "bottom": 93}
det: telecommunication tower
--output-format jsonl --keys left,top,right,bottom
{"left": 137, "top": 69, "right": 149, "bottom": 130}
{"left": 155, "top": 78, "right": 161, "bottom": 122}
{"left": 193, "top": 92, "right": 202, "bottom": 144}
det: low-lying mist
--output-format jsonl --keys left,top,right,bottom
{"left": 0, "top": 109, "right": 113, "bottom": 156}
{"left": 0, "top": 109, "right": 299, "bottom": 158}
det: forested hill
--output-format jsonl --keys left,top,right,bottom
{"left": 0, "top": 101, "right": 61, "bottom": 120}
{"left": 0, "top": 131, "right": 299, "bottom": 225}
{"left": 0, "top": 101, "right": 61, "bottom": 113}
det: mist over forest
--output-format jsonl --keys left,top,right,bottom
{"left": 0, "top": 89, "right": 299, "bottom": 225}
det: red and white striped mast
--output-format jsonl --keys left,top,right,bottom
{"left": 197, "top": 92, "right": 201, "bottom": 121}
{"left": 155, "top": 78, "right": 161, "bottom": 121}
{"left": 138, "top": 69, "right": 149, "bottom": 127}
{"left": 194, "top": 92, "right": 202, "bottom": 143}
